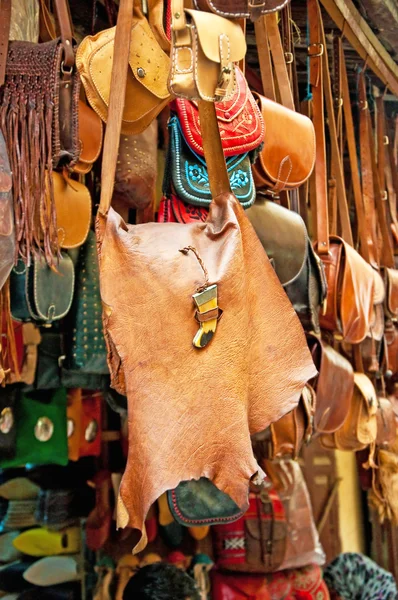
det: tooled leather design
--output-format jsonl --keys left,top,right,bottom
{"left": 157, "top": 195, "right": 208, "bottom": 224}
{"left": 96, "top": 193, "right": 316, "bottom": 554}
{"left": 169, "top": 116, "right": 256, "bottom": 208}
{"left": 172, "top": 67, "right": 264, "bottom": 157}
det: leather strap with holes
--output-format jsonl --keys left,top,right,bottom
{"left": 0, "top": 0, "right": 11, "bottom": 87}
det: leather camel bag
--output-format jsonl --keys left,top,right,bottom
{"left": 97, "top": 0, "right": 316, "bottom": 554}
{"left": 194, "top": 0, "right": 290, "bottom": 21}
{"left": 76, "top": 8, "right": 171, "bottom": 136}
{"left": 0, "top": 132, "right": 14, "bottom": 292}
{"left": 309, "top": 0, "right": 375, "bottom": 345}
{"left": 320, "top": 373, "right": 378, "bottom": 452}
{"left": 172, "top": 66, "right": 264, "bottom": 157}
{"left": 166, "top": 115, "right": 256, "bottom": 208}
{"left": 252, "top": 15, "right": 315, "bottom": 193}
{"left": 307, "top": 334, "right": 354, "bottom": 436}
{"left": 247, "top": 198, "right": 326, "bottom": 333}
{"left": 0, "top": 0, "right": 80, "bottom": 265}
{"left": 168, "top": 0, "right": 246, "bottom": 102}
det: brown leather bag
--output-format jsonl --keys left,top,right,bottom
{"left": 375, "top": 398, "right": 397, "bottom": 449}
{"left": 385, "top": 320, "right": 398, "bottom": 377}
{"left": 97, "top": 0, "right": 316, "bottom": 554}
{"left": 307, "top": 334, "right": 354, "bottom": 436}
{"left": 0, "top": 0, "right": 80, "bottom": 265}
{"left": 320, "top": 373, "right": 378, "bottom": 452}
{"left": 309, "top": 0, "right": 375, "bottom": 345}
{"left": 73, "top": 100, "right": 103, "bottom": 175}
{"left": 252, "top": 15, "right": 315, "bottom": 193}
{"left": 76, "top": 8, "right": 171, "bottom": 135}
{"left": 168, "top": 0, "right": 246, "bottom": 102}
{"left": 194, "top": 0, "right": 290, "bottom": 22}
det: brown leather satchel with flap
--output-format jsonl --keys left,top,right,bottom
{"left": 97, "top": 0, "right": 316, "bottom": 554}
{"left": 73, "top": 100, "right": 103, "bottom": 175}
{"left": 168, "top": 0, "right": 246, "bottom": 102}
{"left": 252, "top": 15, "right": 315, "bottom": 193}
{"left": 194, "top": 0, "right": 290, "bottom": 22}
{"left": 307, "top": 334, "right": 354, "bottom": 436}
{"left": 320, "top": 373, "right": 378, "bottom": 452}
{"left": 309, "top": 0, "right": 375, "bottom": 345}
{"left": 76, "top": 8, "right": 171, "bottom": 135}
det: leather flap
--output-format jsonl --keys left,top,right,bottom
{"left": 376, "top": 398, "right": 397, "bottom": 447}
{"left": 43, "top": 172, "right": 91, "bottom": 249}
{"left": 31, "top": 253, "right": 75, "bottom": 322}
{"left": 372, "top": 269, "right": 385, "bottom": 305}
{"left": 246, "top": 199, "right": 307, "bottom": 286}
{"left": 386, "top": 267, "right": 398, "bottom": 317}
{"left": 185, "top": 9, "right": 246, "bottom": 63}
{"left": 255, "top": 94, "right": 315, "bottom": 188}
{"left": 353, "top": 373, "right": 377, "bottom": 417}
{"left": 78, "top": 100, "right": 103, "bottom": 164}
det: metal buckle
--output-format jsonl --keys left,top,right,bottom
{"left": 285, "top": 52, "right": 293, "bottom": 64}
{"left": 381, "top": 190, "right": 388, "bottom": 201}
{"left": 359, "top": 100, "right": 368, "bottom": 111}
{"left": 61, "top": 61, "right": 73, "bottom": 75}
{"left": 308, "top": 43, "right": 324, "bottom": 58}
{"left": 384, "top": 135, "right": 389, "bottom": 145}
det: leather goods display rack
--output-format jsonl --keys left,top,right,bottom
{"left": 0, "top": 0, "right": 398, "bottom": 598}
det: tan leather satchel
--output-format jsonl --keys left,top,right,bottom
{"left": 168, "top": 0, "right": 246, "bottom": 101}
{"left": 97, "top": 0, "right": 316, "bottom": 554}
{"left": 252, "top": 15, "right": 315, "bottom": 193}
{"left": 320, "top": 373, "right": 378, "bottom": 452}
{"left": 309, "top": 0, "right": 375, "bottom": 345}
{"left": 76, "top": 8, "right": 171, "bottom": 135}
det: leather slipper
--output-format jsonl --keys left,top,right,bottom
{"left": 23, "top": 556, "right": 79, "bottom": 587}
{"left": 13, "top": 527, "right": 80, "bottom": 557}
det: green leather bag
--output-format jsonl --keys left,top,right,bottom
{"left": 0, "top": 388, "right": 68, "bottom": 468}
{"left": 10, "top": 254, "right": 75, "bottom": 324}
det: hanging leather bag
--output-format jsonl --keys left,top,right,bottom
{"left": 194, "top": 0, "right": 290, "bottom": 22}
{"left": 0, "top": 0, "right": 80, "bottom": 264}
{"left": 252, "top": 14, "right": 315, "bottom": 194}
{"left": 309, "top": 0, "right": 375, "bottom": 345}
{"left": 168, "top": 0, "right": 246, "bottom": 102}
{"left": 96, "top": 0, "right": 316, "bottom": 554}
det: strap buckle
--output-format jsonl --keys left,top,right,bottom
{"left": 381, "top": 190, "right": 388, "bottom": 201}
{"left": 307, "top": 43, "right": 324, "bottom": 58}
{"left": 285, "top": 52, "right": 294, "bottom": 64}
{"left": 384, "top": 135, "right": 389, "bottom": 145}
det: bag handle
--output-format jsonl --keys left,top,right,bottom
{"left": 53, "top": 0, "right": 75, "bottom": 69}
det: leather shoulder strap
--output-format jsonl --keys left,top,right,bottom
{"left": 198, "top": 102, "right": 231, "bottom": 198}
{"left": 99, "top": 0, "right": 135, "bottom": 216}
{"left": 53, "top": 0, "right": 74, "bottom": 67}
{"left": 254, "top": 16, "right": 276, "bottom": 102}
{"left": 0, "top": 0, "right": 11, "bottom": 87}
{"left": 265, "top": 13, "right": 294, "bottom": 111}
{"left": 308, "top": 0, "right": 329, "bottom": 254}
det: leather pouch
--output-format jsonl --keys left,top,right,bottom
{"left": 319, "top": 236, "right": 375, "bottom": 344}
{"left": 27, "top": 331, "right": 63, "bottom": 390}
{"left": 252, "top": 93, "right": 315, "bottom": 193}
{"left": 0, "top": 131, "right": 15, "bottom": 291}
{"left": 194, "top": 0, "right": 290, "bottom": 21}
{"left": 76, "top": 14, "right": 171, "bottom": 135}
{"left": 43, "top": 171, "right": 91, "bottom": 249}
{"left": 73, "top": 100, "right": 103, "bottom": 175}
{"left": 321, "top": 373, "right": 378, "bottom": 452}
{"left": 113, "top": 120, "right": 158, "bottom": 211}
{"left": 172, "top": 67, "right": 264, "bottom": 157}
{"left": 213, "top": 484, "right": 286, "bottom": 573}
{"left": 168, "top": 478, "right": 243, "bottom": 527}
{"left": 0, "top": 386, "right": 18, "bottom": 461}
{"left": 167, "top": 116, "right": 256, "bottom": 208}
{"left": 375, "top": 398, "right": 397, "bottom": 449}
{"left": 308, "top": 334, "right": 354, "bottom": 435}
{"left": 247, "top": 198, "right": 327, "bottom": 332}
{"left": 169, "top": 6, "right": 246, "bottom": 101}
{"left": 0, "top": 388, "right": 68, "bottom": 468}
{"left": 158, "top": 194, "right": 208, "bottom": 224}
{"left": 10, "top": 253, "right": 75, "bottom": 324}
{"left": 79, "top": 390, "right": 102, "bottom": 458}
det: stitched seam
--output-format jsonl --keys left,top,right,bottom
{"left": 174, "top": 46, "right": 193, "bottom": 73}
{"left": 192, "top": 27, "right": 236, "bottom": 102}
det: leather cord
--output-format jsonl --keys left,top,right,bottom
{"left": 0, "top": 0, "right": 11, "bottom": 87}
{"left": 99, "top": 0, "right": 134, "bottom": 215}
{"left": 308, "top": 0, "right": 329, "bottom": 254}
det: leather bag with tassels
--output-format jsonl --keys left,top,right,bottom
{"left": 247, "top": 198, "right": 327, "bottom": 333}
{"left": 171, "top": 66, "right": 264, "bottom": 157}
{"left": 309, "top": 0, "right": 375, "bottom": 345}
{"left": 76, "top": 8, "right": 171, "bottom": 135}
{"left": 0, "top": 0, "right": 80, "bottom": 265}
{"left": 168, "top": 0, "right": 246, "bottom": 102}
{"left": 96, "top": 0, "right": 316, "bottom": 554}
{"left": 194, "top": 0, "right": 290, "bottom": 22}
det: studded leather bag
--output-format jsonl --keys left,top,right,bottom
{"left": 96, "top": 0, "right": 316, "bottom": 554}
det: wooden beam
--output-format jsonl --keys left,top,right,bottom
{"left": 320, "top": 0, "right": 398, "bottom": 96}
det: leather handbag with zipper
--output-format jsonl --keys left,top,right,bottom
{"left": 194, "top": 0, "right": 290, "bottom": 21}
{"left": 168, "top": 0, "right": 246, "bottom": 102}
{"left": 252, "top": 14, "right": 315, "bottom": 194}
{"left": 96, "top": 0, "right": 316, "bottom": 554}
{"left": 309, "top": 0, "right": 375, "bottom": 345}
{"left": 76, "top": 7, "right": 171, "bottom": 136}
{"left": 0, "top": 0, "right": 80, "bottom": 265}
{"left": 247, "top": 198, "right": 327, "bottom": 333}
{"left": 166, "top": 115, "right": 257, "bottom": 208}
